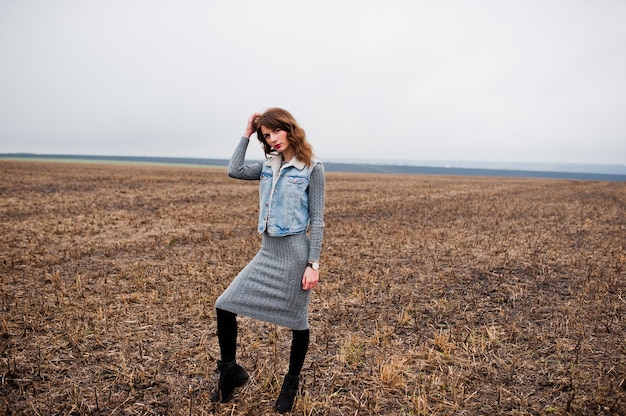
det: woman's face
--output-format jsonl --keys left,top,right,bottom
{"left": 260, "top": 125, "right": 292, "bottom": 157}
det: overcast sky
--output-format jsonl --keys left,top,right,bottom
{"left": 1, "top": 0, "right": 625, "bottom": 165}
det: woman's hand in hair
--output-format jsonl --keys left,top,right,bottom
{"left": 243, "top": 113, "right": 261, "bottom": 139}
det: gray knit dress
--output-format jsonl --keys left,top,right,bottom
{"left": 215, "top": 138, "right": 325, "bottom": 330}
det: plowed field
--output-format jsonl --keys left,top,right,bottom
{"left": 1, "top": 161, "right": 624, "bottom": 415}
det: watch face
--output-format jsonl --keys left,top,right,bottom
{"left": 312, "top": 262, "right": 319, "bottom": 270}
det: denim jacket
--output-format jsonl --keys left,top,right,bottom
{"left": 258, "top": 154, "right": 320, "bottom": 236}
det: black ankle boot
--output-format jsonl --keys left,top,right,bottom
{"left": 210, "top": 360, "right": 249, "bottom": 403}
{"left": 274, "top": 374, "right": 300, "bottom": 413}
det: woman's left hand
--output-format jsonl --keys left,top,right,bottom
{"left": 302, "top": 267, "right": 319, "bottom": 291}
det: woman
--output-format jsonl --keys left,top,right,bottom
{"left": 211, "top": 108, "right": 325, "bottom": 413}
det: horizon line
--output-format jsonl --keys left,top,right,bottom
{"left": 1, "top": 153, "right": 625, "bottom": 181}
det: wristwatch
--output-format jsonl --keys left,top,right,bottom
{"left": 307, "top": 262, "right": 320, "bottom": 270}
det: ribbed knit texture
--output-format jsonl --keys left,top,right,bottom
{"left": 216, "top": 233, "right": 311, "bottom": 329}
{"left": 217, "top": 137, "right": 325, "bottom": 330}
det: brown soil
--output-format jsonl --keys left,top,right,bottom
{"left": 1, "top": 160, "right": 624, "bottom": 415}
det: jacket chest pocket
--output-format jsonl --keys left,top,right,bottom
{"left": 259, "top": 170, "right": 273, "bottom": 198}
{"left": 284, "top": 175, "right": 309, "bottom": 210}
{"left": 286, "top": 175, "right": 308, "bottom": 194}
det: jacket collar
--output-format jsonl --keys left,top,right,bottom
{"left": 267, "top": 154, "right": 307, "bottom": 174}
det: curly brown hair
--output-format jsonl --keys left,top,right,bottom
{"left": 255, "top": 108, "right": 314, "bottom": 167}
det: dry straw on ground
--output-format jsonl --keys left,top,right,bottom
{"left": 1, "top": 160, "right": 625, "bottom": 415}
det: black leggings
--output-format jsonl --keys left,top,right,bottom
{"left": 216, "top": 308, "right": 310, "bottom": 376}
